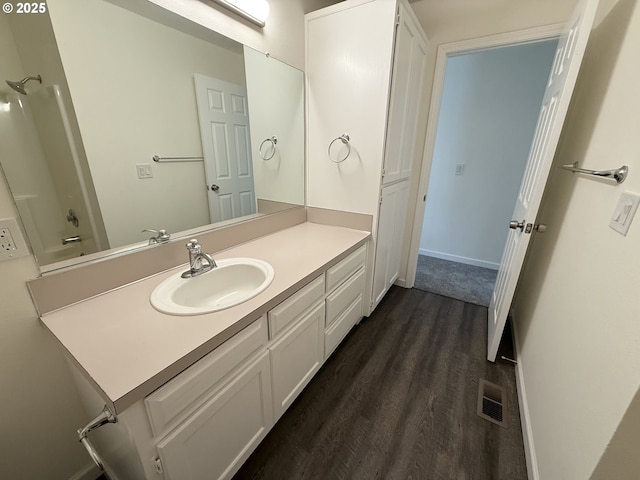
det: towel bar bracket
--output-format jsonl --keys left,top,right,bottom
{"left": 560, "top": 162, "right": 628, "bottom": 184}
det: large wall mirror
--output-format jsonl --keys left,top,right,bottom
{"left": 0, "top": 0, "right": 304, "bottom": 271}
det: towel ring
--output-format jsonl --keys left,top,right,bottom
{"left": 259, "top": 136, "right": 278, "bottom": 161}
{"left": 328, "top": 134, "right": 351, "bottom": 163}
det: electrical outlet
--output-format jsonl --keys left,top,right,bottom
{"left": 455, "top": 164, "right": 465, "bottom": 175}
{"left": 0, "top": 217, "right": 29, "bottom": 261}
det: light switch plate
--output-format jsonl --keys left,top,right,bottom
{"left": 136, "top": 163, "right": 153, "bottom": 179}
{"left": 455, "top": 164, "right": 465, "bottom": 175}
{"left": 609, "top": 191, "right": 640, "bottom": 236}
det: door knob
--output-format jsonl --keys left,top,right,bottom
{"left": 509, "top": 220, "right": 525, "bottom": 231}
{"left": 210, "top": 184, "right": 220, "bottom": 192}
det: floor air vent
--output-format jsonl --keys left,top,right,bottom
{"left": 477, "top": 379, "right": 506, "bottom": 427}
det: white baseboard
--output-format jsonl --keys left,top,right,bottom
{"left": 511, "top": 319, "right": 539, "bottom": 480}
{"left": 69, "top": 462, "right": 101, "bottom": 480}
{"left": 418, "top": 249, "right": 500, "bottom": 270}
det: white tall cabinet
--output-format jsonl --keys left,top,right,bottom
{"left": 306, "top": 0, "right": 429, "bottom": 313}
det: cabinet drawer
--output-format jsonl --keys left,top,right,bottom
{"left": 326, "top": 267, "right": 365, "bottom": 327}
{"left": 325, "top": 294, "right": 363, "bottom": 358}
{"left": 145, "top": 316, "right": 268, "bottom": 437}
{"left": 268, "top": 275, "right": 324, "bottom": 339}
{"left": 270, "top": 301, "right": 325, "bottom": 421}
{"left": 326, "top": 245, "right": 366, "bottom": 293}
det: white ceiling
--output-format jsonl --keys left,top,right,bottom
{"left": 409, "top": 0, "right": 579, "bottom": 38}
{"left": 301, "top": 0, "right": 580, "bottom": 39}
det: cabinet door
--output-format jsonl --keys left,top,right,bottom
{"left": 372, "top": 180, "right": 410, "bottom": 308}
{"left": 383, "top": 3, "right": 429, "bottom": 184}
{"left": 305, "top": 0, "right": 397, "bottom": 214}
{"left": 156, "top": 351, "right": 273, "bottom": 480}
{"left": 270, "top": 302, "right": 325, "bottom": 421}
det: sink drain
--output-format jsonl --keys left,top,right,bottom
{"left": 477, "top": 379, "right": 506, "bottom": 427}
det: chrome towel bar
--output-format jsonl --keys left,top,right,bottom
{"left": 77, "top": 405, "right": 117, "bottom": 471}
{"left": 152, "top": 155, "right": 203, "bottom": 163}
{"left": 560, "top": 161, "right": 628, "bottom": 184}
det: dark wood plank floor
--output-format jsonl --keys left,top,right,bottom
{"left": 233, "top": 286, "right": 527, "bottom": 480}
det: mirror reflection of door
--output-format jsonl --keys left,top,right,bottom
{"left": 194, "top": 74, "right": 256, "bottom": 223}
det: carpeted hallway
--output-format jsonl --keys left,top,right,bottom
{"left": 413, "top": 255, "right": 498, "bottom": 307}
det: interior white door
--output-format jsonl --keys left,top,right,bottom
{"left": 194, "top": 74, "right": 256, "bottom": 224}
{"left": 487, "top": 0, "right": 599, "bottom": 361}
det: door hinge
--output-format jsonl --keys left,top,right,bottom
{"left": 153, "top": 456, "right": 164, "bottom": 475}
{"left": 395, "top": 8, "right": 400, "bottom": 25}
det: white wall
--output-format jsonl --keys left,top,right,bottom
{"left": 413, "top": 0, "right": 578, "bottom": 44}
{"left": 244, "top": 46, "right": 305, "bottom": 206}
{"left": 513, "top": 0, "right": 640, "bottom": 478}
{"left": 419, "top": 40, "right": 557, "bottom": 269}
{"left": 147, "top": 0, "right": 342, "bottom": 71}
{"left": 591, "top": 386, "right": 640, "bottom": 479}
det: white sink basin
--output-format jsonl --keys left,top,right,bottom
{"left": 150, "top": 258, "right": 275, "bottom": 316}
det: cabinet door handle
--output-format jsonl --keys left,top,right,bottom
{"left": 62, "top": 235, "right": 82, "bottom": 245}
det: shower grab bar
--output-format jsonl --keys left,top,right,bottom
{"left": 152, "top": 155, "right": 203, "bottom": 163}
{"left": 560, "top": 161, "right": 628, "bottom": 184}
{"left": 77, "top": 405, "right": 117, "bottom": 471}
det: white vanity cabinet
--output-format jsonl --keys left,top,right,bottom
{"left": 156, "top": 351, "right": 272, "bottom": 480}
{"left": 77, "top": 243, "right": 368, "bottom": 480}
{"left": 144, "top": 317, "right": 273, "bottom": 480}
{"left": 268, "top": 276, "right": 325, "bottom": 421}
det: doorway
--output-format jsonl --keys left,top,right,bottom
{"left": 412, "top": 38, "right": 559, "bottom": 306}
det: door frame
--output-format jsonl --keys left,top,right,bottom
{"left": 404, "top": 24, "right": 565, "bottom": 288}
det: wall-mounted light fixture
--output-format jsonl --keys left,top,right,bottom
{"left": 208, "top": 0, "right": 271, "bottom": 27}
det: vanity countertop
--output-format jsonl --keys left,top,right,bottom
{"left": 40, "top": 222, "right": 370, "bottom": 413}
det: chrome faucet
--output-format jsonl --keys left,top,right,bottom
{"left": 142, "top": 228, "right": 171, "bottom": 245}
{"left": 181, "top": 239, "right": 217, "bottom": 278}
